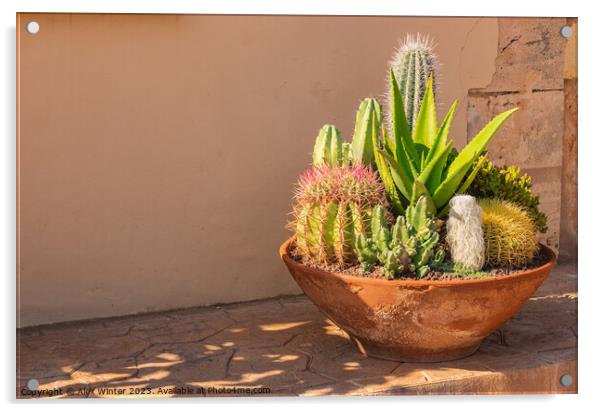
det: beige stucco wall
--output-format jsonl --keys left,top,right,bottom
{"left": 17, "top": 14, "right": 499, "bottom": 326}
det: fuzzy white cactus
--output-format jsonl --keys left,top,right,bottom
{"left": 446, "top": 195, "right": 485, "bottom": 271}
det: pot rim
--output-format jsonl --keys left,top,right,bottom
{"left": 280, "top": 236, "right": 557, "bottom": 287}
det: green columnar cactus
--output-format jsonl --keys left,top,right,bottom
{"left": 351, "top": 98, "right": 382, "bottom": 167}
{"left": 292, "top": 165, "right": 389, "bottom": 267}
{"left": 354, "top": 197, "right": 445, "bottom": 279}
{"left": 387, "top": 34, "right": 439, "bottom": 133}
{"left": 312, "top": 125, "right": 343, "bottom": 166}
{"left": 311, "top": 98, "right": 382, "bottom": 169}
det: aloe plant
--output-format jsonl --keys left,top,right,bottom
{"left": 373, "top": 70, "right": 518, "bottom": 216}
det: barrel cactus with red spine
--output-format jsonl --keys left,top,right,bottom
{"left": 291, "top": 165, "right": 389, "bottom": 267}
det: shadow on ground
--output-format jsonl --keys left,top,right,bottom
{"left": 16, "top": 262, "right": 577, "bottom": 397}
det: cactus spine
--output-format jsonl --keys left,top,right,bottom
{"left": 387, "top": 34, "right": 439, "bottom": 132}
{"left": 446, "top": 195, "right": 485, "bottom": 271}
{"left": 292, "top": 165, "right": 388, "bottom": 267}
{"left": 479, "top": 199, "right": 539, "bottom": 267}
{"left": 354, "top": 197, "right": 445, "bottom": 279}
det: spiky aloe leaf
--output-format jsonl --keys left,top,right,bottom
{"left": 312, "top": 125, "right": 342, "bottom": 166}
{"left": 373, "top": 143, "right": 405, "bottom": 214}
{"left": 382, "top": 126, "right": 415, "bottom": 182}
{"left": 416, "top": 140, "right": 453, "bottom": 190}
{"left": 375, "top": 125, "right": 408, "bottom": 207}
{"left": 374, "top": 116, "right": 406, "bottom": 214}
{"left": 435, "top": 154, "right": 488, "bottom": 217}
{"left": 432, "top": 108, "right": 518, "bottom": 209}
{"left": 412, "top": 75, "right": 438, "bottom": 150}
{"left": 446, "top": 108, "right": 518, "bottom": 179}
{"left": 457, "top": 155, "right": 488, "bottom": 195}
{"left": 435, "top": 159, "right": 486, "bottom": 219}
{"left": 379, "top": 148, "right": 412, "bottom": 201}
{"left": 389, "top": 70, "right": 419, "bottom": 169}
{"left": 382, "top": 126, "right": 396, "bottom": 157}
{"left": 425, "top": 101, "right": 457, "bottom": 164}
{"left": 425, "top": 100, "right": 458, "bottom": 192}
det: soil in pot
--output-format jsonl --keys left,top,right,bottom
{"left": 288, "top": 243, "right": 552, "bottom": 281}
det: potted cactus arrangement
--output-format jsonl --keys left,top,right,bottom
{"left": 280, "top": 35, "right": 556, "bottom": 362}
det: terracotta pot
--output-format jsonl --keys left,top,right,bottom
{"left": 280, "top": 237, "right": 556, "bottom": 363}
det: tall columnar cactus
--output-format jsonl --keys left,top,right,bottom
{"left": 446, "top": 195, "right": 485, "bottom": 271}
{"left": 291, "top": 165, "right": 388, "bottom": 267}
{"left": 387, "top": 34, "right": 440, "bottom": 132}
{"left": 354, "top": 197, "right": 445, "bottom": 279}
{"left": 479, "top": 199, "right": 539, "bottom": 267}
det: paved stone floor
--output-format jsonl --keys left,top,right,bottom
{"left": 17, "top": 262, "right": 577, "bottom": 398}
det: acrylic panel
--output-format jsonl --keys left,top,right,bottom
{"left": 16, "top": 13, "right": 577, "bottom": 397}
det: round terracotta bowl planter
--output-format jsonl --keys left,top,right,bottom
{"left": 280, "top": 237, "right": 557, "bottom": 363}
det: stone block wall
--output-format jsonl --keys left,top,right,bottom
{"left": 467, "top": 18, "right": 578, "bottom": 260}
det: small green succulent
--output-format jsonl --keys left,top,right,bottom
{"left": 462, "top": 155, "right": 548, "bottom": 233}
{"left": 354, "top": 197, "right": 445, "bottom": 280}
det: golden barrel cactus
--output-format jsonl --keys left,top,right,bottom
{"left": 478, "top": 199, "right": 539, "bottom": 267}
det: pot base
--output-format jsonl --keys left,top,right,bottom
{"left": 350, "top": 335, "right": 482, "bottom": 363}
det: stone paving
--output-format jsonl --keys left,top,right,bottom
{"left": 17, "top": 262, "right": 577, "bottom": 398}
